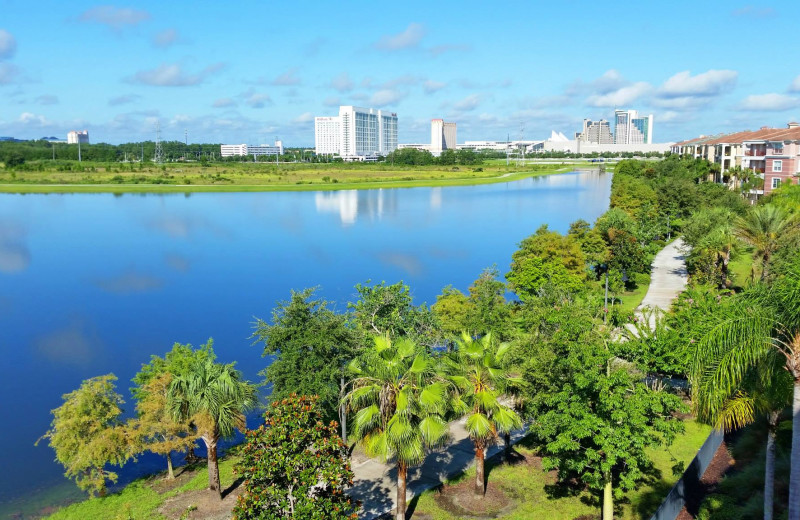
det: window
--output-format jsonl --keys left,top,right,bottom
{"left": 773, "top": 160, "right": 783, "bottom": 172}
{"left": 772, "top": 177, "right": 782, "bottom": 189}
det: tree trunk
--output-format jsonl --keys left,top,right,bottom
{"left": 765, "top": 415, "right": 777, "bottom": 520}
{"left": 396, "top": 461, "right": 407, "bottom": 520}
{"left": 603, "top": 472, "right": 613, "bottom": 520}
{"left": 203, "top": 433, "right": 222, "bottom": 499}
{"left": 475, "top": 444, "right": 485, "bottom": 496}
{"left": 503, "top": 432, "right": 512, "bottom": 461}
{"left": 789, "top": 380, "right": 800, "bottom": 520}
{"left": 340, "top": 376, "right": 347, "bottom": 444}
{"left": 166, "top": 452, "right": 174, "bottom": 480}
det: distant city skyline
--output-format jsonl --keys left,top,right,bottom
{"left": 1, "top": 0, "right": 799, "bottom": 145}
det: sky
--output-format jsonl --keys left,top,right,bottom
{"left": 1, "top": 0, "right": 799, "bottom": 146}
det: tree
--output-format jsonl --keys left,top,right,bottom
{"left": 432, "top": 285, "right": 475, "bottom": 341}
{"left": 349, "top": 280, "right": 442, "bottom": 347}
{"left": 735, "top": 204, "right": 795, "bottom": 282}
{"left": 168, "top": 353, "right": 258, "bottom": 499}
{"left": 37, "top": 375, "right": 131, "bottom": 496}
{"left": 692, "top": 259, "right": 800, "bottom": 520}
{"left": 506, "top": 226, "right": 587, "bottom": 300}
{"left": 444, "top": 333, "right": 522, "bottom": 495}
{"left": 344, "top": 335, "right": 449, "bottom": 520}
{"left": 466, "top": 267, "right": 512, "bottom": 338}
{"left": 233, "top": 395, "right": 359, "bottom": 520}
{"left": 130, "top": 373, "right": 197, "bottom": 479}
{"left": 252, "top": 288, "right": 359, "bottom": 432}
{"left": 532, "top": 340, "right": 684, "bottom": 519}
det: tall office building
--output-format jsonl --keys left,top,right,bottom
{"left": 315, "top": 106, "right": 398, "bottom": 159}
{"left": 614, "top": 110, "right": 653, "bottom": 145}
{"left": 430, "top": 119, "right": 457, "bottom": 156}
{"left": 67, "top": 130, "right": 89, "bottom": 144}
{"left": 576, "top": 119, "right": 613, "bottom": 144}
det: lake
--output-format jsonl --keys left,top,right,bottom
{"left": 0, "top": 169, "right": 611, "bottom": 516}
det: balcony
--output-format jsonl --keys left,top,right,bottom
{"left": 767, "top": 148, "right": 785, "bottom": 156}
{"left": 745, "top": 149, "right": 766, "bottom": 157}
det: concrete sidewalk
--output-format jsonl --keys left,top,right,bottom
{"left": 348, "top": 417, "right": 527, "bottom": 519}
{"left": 636, "top": 238, "right": 688, "bottom": 328}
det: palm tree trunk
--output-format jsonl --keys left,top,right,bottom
{"left": 166, "top": 452, "right": 174, "bottom": 480}
{"left": 396, "top": 461, "right": 407, "bottom": 520}
{"left": 765, "top": 412, "right": 779, "bottom": 520}
{"left": 203, "top": 433, "right": 222, "bottom": 499}
{"left": 475, "top": 444, "right": 485, "bottom": 496}
{"left": 603, "top": 471, "right": 613, "bottom": 520}
{"left": 789, "top": 380, "right": 800, "bottom": 520}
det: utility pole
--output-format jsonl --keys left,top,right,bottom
{"left": 154, "top": 121, "right": 163, "bottom": 164}
{"left": 78, "top": 138, "right": 82, "bottom": 163}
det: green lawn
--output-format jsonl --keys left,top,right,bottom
{"left": 411, "top": 420, "right": 712, "bottom": 520}
{"left": 728, "top": 249, "right": 754, "bottom": 288}
{"left": 617, "top": 273, "right": 652, "bottom": 317}
{"left": 45, "top": 457, "right": 240, "bottom": 520}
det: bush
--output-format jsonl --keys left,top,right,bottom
{"left": 696, "top": 493, "right": 740, "bottom": 520}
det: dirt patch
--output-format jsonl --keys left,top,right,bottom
{"left": 433, "top": 478, "right": 516, "bottom": 519}
{"left": 676, "top": 440, "right": 735, "bottom": 520}
{"left": 149, "top": 465, "right": 204, "bottom": 495}
{"left": 158, "top": 486, "right": 242, "bottom": 520}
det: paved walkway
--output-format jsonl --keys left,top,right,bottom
{"left": 348, "top": 418, "right": 527, "bottom": 519}
{"left": 635, "top": 238, "right": 689, "bottom": 328}
{"left": 349, "top": 240, "right": 689, "bottom": 519}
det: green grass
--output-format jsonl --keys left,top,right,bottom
{"left": 617, "top": 273, "right": 652, "bottom": 317}
{"left": 0, "top": 161, "right": 576, "bottom": 193}
{"left": 411, "top": 420, "right": 711, "bottom": 520}
{"left": 728, "top": 249, "right": 754, "bottom": 288}
{"left": 44, "top": 456, "right": 240, "bottom": 520}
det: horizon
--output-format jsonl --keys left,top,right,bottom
{"left": 1, "top": 1, "right": 799, "bottom": 145}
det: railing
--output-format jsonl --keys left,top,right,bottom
{"left": 648, "top": 429, "right": 724, "bottom": 520}
{"left": 767, "top": 148, "right": 785, "bottom": 156}
{"left": 745, "top": 149, "right": 765, "bottom": 156}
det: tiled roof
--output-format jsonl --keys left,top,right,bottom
{"left": 677, "top": 126, "right": 800, "bottom": 147}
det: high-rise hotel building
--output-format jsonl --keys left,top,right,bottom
{"left": 614, "top": 110, "right": 653, "bottom": 145}
{"left": 430, "top": 119, "right": 457, "bottom": 156}
{"left": 314, "top": 106, "right": 398, "bottom": 159}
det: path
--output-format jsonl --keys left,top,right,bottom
{"left": 349, "top": 240, "right": 690, "bottom": 519}
{"left": 636, "top": 238, "right": 689, "bottom": 328}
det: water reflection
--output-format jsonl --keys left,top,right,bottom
{"left": 430, "top": 188, "right": 442, "bottom": 210}
{"left": 314, "top": 189, "right": 398, "bottom": 226}
{"left": 0, "top": 222, "right": 30, "bottom": 273}
{"left": 93, "top": 269, "right": 164, "bottom": 293}
{"left": 34, "top": 317, "right": 103, "bottom": 367}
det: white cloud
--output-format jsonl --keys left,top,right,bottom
{"left": 272, "top": 68, "right": 301, "bottom": 86}
{"left": 382, "top": 75, "right": 418, "bottom": 89}
{"left": 423, "top": 80, "right": 446, "bottom": 94}
{"left": 242, "top": 90, "right": 272, "bottom": 108}
{"left": 293, "top": 112, "right": 314, "bottom": 124}
{"left": 567, "top": 69, "right": 628, "bottom": 96}
{"left": 35, "top": 95, "right": 58, "bottom": 105}
{"left": 659, "top": 69, "right": 737, "bottom": 98}
{"left": 212, "top": 97, "right": 236, "bottom": 108}
{"left": 128, "top": 62, "right": 225, "bottom": 87}
{"left": 18, "top": 112, "right": 51, "bottom": 127}
{"left": 323, "top": 96, "right": 340, "bottom": 107}
{"left": 586, "top": 82, "right": 651, "bottom": 107}
{"left": 330, "top": 72, "right": 353, "bottom": 92}
{"left": 790, "top": 75, "right": 800, "bottom": 93}
{"left": 153, "top": 28, "right": 179, "bottom": 48}
{"left": 369, "top": 89, "right": 406, "bottom": 107}
{"left": 0, "top": 63, "right": 22, "bottom": 84}
{"left": 108, "top": 94, "right": 140, "bottom": 106}
{"left": 375, "top": 23, "right": 425, "bottom": 50}
{"left": 78, "top": 6, "right": 151, "bottom": 30}
{"left": 453, "top": 94, "right": 482, "bottom": 112}
{"left": 738, "top": 93, "right": 800, "bottom": 111}
{"left": 0, "top": 30, "right": 16, "bottom": 60}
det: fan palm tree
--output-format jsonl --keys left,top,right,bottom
{"left": 692, "top": 259, "right": 800, "bottom": 520}
{"left": 734, "top": 205, "right": 794, "bottom": 282}
{"left": 344, "top": 335, "right": 449, "bottom": 520}
{"left": 168, "top": 356, "right": 257, "bottom": 499}
{"left": 444, "top": 332, "right": 522, "bottom": 496}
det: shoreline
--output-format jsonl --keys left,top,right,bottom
{"left": 0, "top": 166, "right": 585, "bottom": 194}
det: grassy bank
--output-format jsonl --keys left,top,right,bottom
{"left": 411, "top": 419, "right": 712, "bottom": 520}
{"left": 0, "top": 161, "right": 588, "bottom": 193}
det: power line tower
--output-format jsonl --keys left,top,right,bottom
{"left": 154, "top": 121, "right": 164, "bottom": 164}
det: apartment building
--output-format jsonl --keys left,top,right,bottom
{"left": 314, "top": 106, "right": 398, "bottom": 159}
{"left": 672, "top": 123, "right": 800, "bottom": 195}
{"left": 67, "top": 130, "right": 89, "bottom": 144}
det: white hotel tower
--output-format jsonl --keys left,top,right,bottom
{"left": 315, "top": 106, "right": 398, "bottom": 160}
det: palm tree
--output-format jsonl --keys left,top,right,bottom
{"left": 168, "top": 356, "right": 257, "bottom": 499}
{"left": 345, "top": 335, "right": 449, "bottom": 520}
{"left": 734, "top": 205, "right": 794, "bottom": 282}
{"left": 692, "top": 353, "right": 791, "bottom": 520}
{"left": 444, "top": 332, "right": 522, "bottom": 496}
{"left": 692, "top": 259, "right": 800, "bottom": 520}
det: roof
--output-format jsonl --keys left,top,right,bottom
{"left": 676, "top": 126, "right": 800, "bottom": 147}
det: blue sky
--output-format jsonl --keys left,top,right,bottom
{"left": 1, "top": 0, "right": 799, "bottom": 145}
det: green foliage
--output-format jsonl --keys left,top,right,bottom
{"left": 132, "top": 341, "right": 215, "bottom": 401}
{"left": 252, "top": 288, "right": 358, "bottom": 423}
{"left": 466, "top": 266, "right": 512, "bottom": 338}
{"left": 432, "top": 285, "right": 474, "bottom": 339}
{"left": 506, "top": 225, "right": 587, "bottom": 300}
{"left": 233, "top": 395, "right": 358, "bottom": 520}
{"left": 37, "top": 375, "right": 131, "bottom": 496}
{"left": 614, "top": 307, "right": 690, "bottom": 377}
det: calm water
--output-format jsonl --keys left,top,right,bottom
{"left": 0, "top": 170, "right": 610, "bottom": 514}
